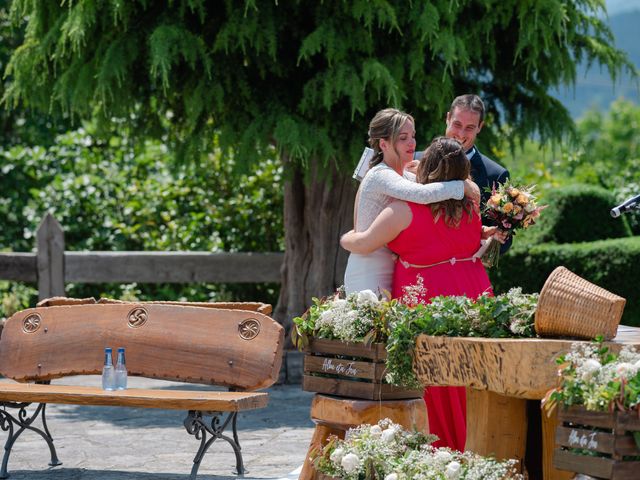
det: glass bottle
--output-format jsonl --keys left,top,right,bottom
{"left": 115, "top": 347, "right": 127, "bottom": 390}
{"left": 102, "top": 347, "right": 115, "bottom": 391}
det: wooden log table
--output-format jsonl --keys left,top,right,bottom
{"left": 413, "top": 325, "right": 640, "bottom": 480}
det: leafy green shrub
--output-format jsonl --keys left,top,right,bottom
{"left": 0, "top": 127, "right": 284, "bottom": 307}
{"left": 530, "top": 184, "right": 632, "bottom": 244}
{"left": 490, "top": 237, "right": 640, "bottom": 326}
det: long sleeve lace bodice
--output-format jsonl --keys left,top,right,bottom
{"left": 354, "top": 163, "right": 464, "bottom": 231}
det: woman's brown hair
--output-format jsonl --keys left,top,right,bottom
{"left": 417, "top": 137, "right": 476, "bottom": 227}
{"left": 367, "top": 108, "right": 414, "bottom": 168}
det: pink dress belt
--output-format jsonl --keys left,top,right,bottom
{"left": 398, "top": 256, "right": 479, "bottom": 269}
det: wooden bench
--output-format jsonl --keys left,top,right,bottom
{"left": 0, "top": 298, "right": 284, "bottom": 479}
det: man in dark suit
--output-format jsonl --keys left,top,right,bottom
{"left": 445, "top": 94, "right": 511, "bottom": 253}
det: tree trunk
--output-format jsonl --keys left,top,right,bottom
{"left": 274, "top": 156, "right": 357, "bottom": 345}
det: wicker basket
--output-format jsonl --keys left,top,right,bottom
{"left": 534, "top": 266, "right": 626, "bottom": 340}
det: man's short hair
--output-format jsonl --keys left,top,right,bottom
{"left": 449, "top": 94, "right": 485, "bottom": 123}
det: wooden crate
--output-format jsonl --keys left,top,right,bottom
{"left": 553, "top": 405, "right": 640, "bottom": 479}
{"left": 302, "top": 338, "right": 422, "bottom": 400}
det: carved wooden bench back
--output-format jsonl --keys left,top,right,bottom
{"left": 0, "top": 302, "right": 284, "bottom": 391}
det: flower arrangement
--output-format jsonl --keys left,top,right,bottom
{"left": 292, "top": 287, "right": 539, "bottom": 389}
{"left": 549, "top": 338, "right": 640, "bottom": 413}
{"left": 313, "top": 418, "right": 523, "bottom": 480}
{"left": 482, "top": 182, "right": 546, "bottom": 267}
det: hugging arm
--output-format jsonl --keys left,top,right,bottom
{"left": 341, "top": 201, "right": 411, "bottom": 255}
{"left": 371, "top": 167, "right": 466, "bottom": 203}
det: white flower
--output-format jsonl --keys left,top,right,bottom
{"left": 445, "top": 460, "right": 462, "bottom": 479}
{"left": 381, "top": 427, "right": 396, "bottom": 443}
{"left": 370, "top": 425, "right": 383, "bottom": 437}
{"left": 434, "top": 450, "right": 453, "bottom": 463}
{"left": 581, "top": 359, "right": 601, "bottom": 381}
{"left": 356, "top": 289, "right": 379, "bottom": 306}
{"left": 384, "top": 474, "right": 398, "bottom": 480}
{"left": 341, "top": 452, "right": 360, "bottom": 473}
{"left": 616, "top": 362, "right": 637, "bottom": 379}
{"left": 329, "top": 447, "right": 345, "bottom": 464}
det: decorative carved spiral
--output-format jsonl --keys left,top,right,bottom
{"left": 238, "top": 318, "right": 260, "bottom": 340}
{"left": 22, "top": 314, "right": 42, "bottom": 333}
{"left": 127, "top": 307, "right": 148, "bottom": 328}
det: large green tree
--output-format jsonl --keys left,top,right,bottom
{"left": 2, "top": 0, "right": 634, "bottom": 337}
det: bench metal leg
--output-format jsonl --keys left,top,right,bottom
{"left": 0, "top": 402, "right": 62, "bottom": 478}
{"left": 184, "top": 410, "right": 244, "bottom": 479}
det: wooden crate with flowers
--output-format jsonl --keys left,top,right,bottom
{"left": 550, "top": 340, "right": 640, "bottom": 479}
{"left": 293, "top": 289, "right": 422, "bottom": 400}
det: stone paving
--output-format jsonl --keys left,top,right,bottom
{"left": 0, "top": 375, "right": 314, "bottom": 480}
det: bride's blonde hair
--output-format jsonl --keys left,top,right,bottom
{"left": 417, "top": 137, "right": 475, "bottom": 227}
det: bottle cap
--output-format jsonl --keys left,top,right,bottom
{"left": 105, "top": 347, "right": 112, "bottom": 353}
{"left": 117, "top": 347, "right": 125, "bottom": 352}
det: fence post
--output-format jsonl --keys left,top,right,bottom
{"left": 37, "top": 213, "right": 65, "bottom": 300}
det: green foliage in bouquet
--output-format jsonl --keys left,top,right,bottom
{"left": 292, "top": 288, "right": 538, "bottom": 389}
{"left": 314, "top": 418, "right": 522, "bottom": 480}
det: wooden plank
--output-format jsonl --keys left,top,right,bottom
{"left": 553, "top": 449, "right": 613, "bottom": 479}
{"left": 309, "top": 393, "right": 428, "bottom": 433}
{"left": 0, "top": 303, "right": 284, "bottom": 391}
{"left": 555, "top": 425, "right": 615, "bottom": 454}
{"left": 414, "top": 333, "right": 640, "bottom": 400}
{"left": 558, "top": 406, "right": 616, "bottom": 429}
{"left": 0, "top": 253, "right": 37, "bottom": 281}
{"left": 613, "top": 435, "right": 640, "bottom": 457}
{"left": 465, "top": 389, "right": 527, "bottom": 465}
{"left": 612, "top": 461, "right": 640, "bottom": 479}
{"left": 302, "top": 375, "right": 420, "bottom": 400}
{"left": 36, "top": 213, "right": 65, "bottom": 300}
{"left": 64, "top": 251, "right": 283, "bottom": 283}
{"left": 0, "top": 382, "right": 268, "bottom": 411}
{"left": 616, "top": 411, "right": 640, "bottom": 431}
{"left": 305, "top": 338, "right": 386, "bottom": 361}
{"left": 304, "top": 355, "right": 381, "bottom": 381}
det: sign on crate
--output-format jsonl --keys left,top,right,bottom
{"left": 302, "top": 338, "right": 421, "bottom": 400}
{"left": 554, "top": 406, "right": 640, "bottom": 479}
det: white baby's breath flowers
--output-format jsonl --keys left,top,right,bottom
{"left": 370, "top": 425, "right": 383, "bottom": 437}
{"left": 579, "top": 358, "right": 601, "bottom": 381}
{"left": 616, "top": 362, "right": 637, "bottom": 379}
{"left": 384, "top": 473, "right": 398, "bottom": 480}
{"left": 381, "top": 426, "right": 397, "bottom": 443}
{"left": 434, "top": 450, "right": 453, "bottom": 463}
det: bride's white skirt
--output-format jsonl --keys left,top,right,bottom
{"left": 343, "top": 248, "right": 394, "bottom": 295}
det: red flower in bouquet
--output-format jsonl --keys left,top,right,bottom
{"left": 481, "top": 182, "right": 546, "bottom": 267}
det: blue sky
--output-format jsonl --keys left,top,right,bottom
{"left": 607, "top": 0, "right": 640, "bottom": 14}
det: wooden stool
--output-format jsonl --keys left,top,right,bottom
{"left": 299, "top": 394, "right": 427, "bottom": 480}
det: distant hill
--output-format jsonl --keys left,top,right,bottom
{"left": 553, "top": 9, "right": 639, "bottom": 118}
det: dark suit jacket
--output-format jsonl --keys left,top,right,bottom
{"left": 468, "top": 148, "right": 512, "bottom": 254}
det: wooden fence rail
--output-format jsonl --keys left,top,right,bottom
{"left": 0, "top": 213, "right": 284, "bottom": 300}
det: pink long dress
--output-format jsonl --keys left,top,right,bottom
{"left": 387, "top": 201, "right": 493, "bottom": 452}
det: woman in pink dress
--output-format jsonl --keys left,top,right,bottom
{"left": 340, "top": 137, "right": 504, "bottom": 452}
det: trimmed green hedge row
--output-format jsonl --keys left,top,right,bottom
{"left": 490, "top": 237, "right": 640, "bottom": 327}
{"left": 532, "top": 184, "right": 632, "bottom": 244}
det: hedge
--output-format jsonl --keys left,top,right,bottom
{"left": 490, "top": 237, "right": 640, "bottom": 327}
{"left": 532, "top": 184, "right": 632, "bottom": 244}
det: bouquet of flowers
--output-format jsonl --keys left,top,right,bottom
{"left": 314, "top": 418, "right": 523, "bottom": 480}
{"left": 481, "top": 182, "right": 546, "bottom": 267}
{"left": 549, "top": 339, "right": 640, "bottom": 414}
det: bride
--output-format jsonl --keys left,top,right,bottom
{"left": 344, "top": 108, "right": 479, "bottom": 294}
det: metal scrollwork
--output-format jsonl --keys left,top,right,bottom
{"left": 0, "top": 401, "right": 62, "bottom": 478}
{"left": 127, "top": 307, "right": 148, "bottom": 328}
{"left": 22, "top": 314, "right": 42, "bottom": 334}
{"left": 184, "top": 410, "right": 243, "bottom": 479}
{"left": 238, "top": 318, "right": 260, "bottom": 340}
